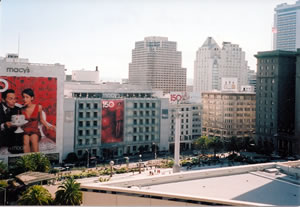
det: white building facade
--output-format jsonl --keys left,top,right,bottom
{"left": 273, "top": 0, "right": 300, "bottom": 51}
{"left": 193, "top": 37, "right": 249, "bottom": 100}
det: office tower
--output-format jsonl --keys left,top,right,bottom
{"left": 273, "top": 0, "right": 300, "bottom": 51}
{"left": 201, "top": 91, "right": 256, "bottom": 139}
{"left": 193, "top": 37, "right": 248, "bottom": 97}
{"left": 247, "top": 69, "right": 257, "bottom": 92}
{"left": 255, "top": 50, "right": 300, "bottom": 156}
{"left": 129, "top": 36, "right": 186, "bottom": 94}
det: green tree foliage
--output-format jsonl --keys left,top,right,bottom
{"left": 17, "top": 185, "right": 53, "bottom": 205}
{"left": 0, "top": 180, "right": 8, "bottom": 188}
{"left": 64, "top": 152, "right": 79, "bottom": 163}
{"left": 225, "top": 136, "right": 243, "bottom": 154}
{"left": 14, "top": 153, "right": 51, "bottom": 174}
{"left": 0, "top": 161, "right": 8, "bottom": 179}
{"left": 193, "top": 136, "right": 207, "bottom": 155}
{"left": 206, "top": 137, "right": 223, "bottom": 157}
{"left": 54, "top": 178, "right": 82, "bottom": 205}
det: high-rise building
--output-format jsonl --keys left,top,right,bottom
{"left": 273, "top": 0, "right": 300, "bottom": 51}
{"left": 193, "top": 37, "right": 248, "bottom": 98}
{"left": 255, "top": 50, "right": 300, "bottom": 156}
{"left": 129, "top": 36, "right": 186, "bottom": 94}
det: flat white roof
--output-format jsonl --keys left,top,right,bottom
{"left": 140, "top": 172, "right": 300, "bottom": 206}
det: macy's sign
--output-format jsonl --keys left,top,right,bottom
{"left": 6, "top": 67, "right": 30, "bottom": 73}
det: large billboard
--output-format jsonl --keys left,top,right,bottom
{"left": 101, "top": 99, "right": 124, "bottom": 143}
{"left": 0, "top": 76, "right": 57, "bottom": 155}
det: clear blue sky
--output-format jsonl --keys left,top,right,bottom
{"left": 0, "top": 0, "right": 297, "bottom": 82}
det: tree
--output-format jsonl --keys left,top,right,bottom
{"left": 17, "top": 185, "right": 53, "bottom": 205}
{"left": 14, "top": 153, "right": 51, "bottom": 174}
{"left": 0, "top": 161, "right": 8, "bottom": 179}
{"left": 54, "top": 178, "right": 82, "bottom": 205}
{"left": 225, "top": 136, "right": 242, "bottom": 154}
{"left": 193, "top": 136, "right": 208, "bottom": 155}
{"left": 64, "top": 152, "right": 79, "bottom": 163}
{"left": 206, "top": 137, "right": 223, "bottom": 158}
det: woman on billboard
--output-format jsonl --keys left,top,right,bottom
{"left": 21, "top": 88, "right": 55, "bottom": 153}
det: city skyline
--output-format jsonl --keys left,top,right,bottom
{"left": 0, "top": 0, "right": 297, "bottom": 81}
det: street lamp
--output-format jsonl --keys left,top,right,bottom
{"left": 109, "top": 160, "right": 114, "bottom": 177}
{"left": 138, "top": 154, "right": 142, "bottom": 174}
{"left": 153, "top": 142, "right": 157, "bottom": 160}
{"left": 85, "top": 149, "right": 89, "bottom": 168}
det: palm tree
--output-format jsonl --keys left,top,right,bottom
{"left": 54, "top": 178, "right": 82, "bottom": 205}
{"left": 17, "top": 185, "right": 53, "bottom": 205}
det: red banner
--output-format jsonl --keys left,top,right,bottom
{"left": 101, "top": 100, "right": 124, "bottom": 143}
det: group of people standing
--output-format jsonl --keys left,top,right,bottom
{"left": 0, "top": 88, "right": 55, "bottom": 154}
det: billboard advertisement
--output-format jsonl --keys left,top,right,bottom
{"left": 221, "top": 77, "right": 238, "bottom": 92}
{"left": 101, "top": 99, "right": 124, "bottom": 143}
{"left": 0, "top": 76, "right": 57, "bottom": 155}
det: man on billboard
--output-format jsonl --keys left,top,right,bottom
{"left": 0, "top": 89, "right": 24, "bottom": 154}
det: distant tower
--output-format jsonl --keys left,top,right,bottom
{"left": 193, "top": 37, "right": 248, "bottom": 97}
{"left": 273, "top": 0, "right": 300, "bottom": 51}
{"left": 129, "top": 36, "right": 186, "bottom": 94}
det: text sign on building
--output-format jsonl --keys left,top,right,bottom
{"left": 221, "top": 77, "right": 238, "bottom": 92}
{"left": 169, "top": 92, "right": 188, "bottom": 104}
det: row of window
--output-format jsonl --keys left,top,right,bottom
{"left": 133, "top": 102, "right": 156, "bottom": 108}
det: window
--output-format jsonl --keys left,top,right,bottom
{"left": 139, "top": 119, "right": 143, "bottom": 124}
{"left": 94, "top": 112, "right": 98, "bottom": 117}
{"left": 86, "top": 112, "right": 90, "bottom": 118}
{"left": 93, "top": 121, "right": 97, "bottom": 126}
{"left": 145, "top": 135, "right": 149, "bottom": 141}
{"left": 93, "top": 138, "right": 97, "bottom": 144}
{"left": 139, "top": 127, "right": 143, "bottom": 132}
{"left": 79, "top": 112, "right": 83, "bottom": 118}
{"left": 86, "top": 103, "right": 90, "bottom": 109}
{"left": 79, "top": 103, "right": 84, "bottom": 109}
{"left": 79, "top": 121, "right": 83, "bottom": 127}
{"left": 78, "top": 139, "right": 82, "bottom": 145}
{"left": 139, "top": 135, "right": 143, "bottom": 141}
{"left": 86, "top": 121, "right": 90, "bottom": 127}
{"left": 92, "top": 149, "right": 97, "bottom": 155}
{"left": 86, "top": 130, "right": 90, "bottom": 136}
{"left": 140, "top": 111, "right": 144, "bottom": 116}
{"left": 152, "top": 111, "right": 156, "bottom": 116}
{"left": 134, "top": 103, "right": 138, "bottom": 108}
{"left": 78, "top": 130, "right": 83, "bottom": 136}
{"left": 133, "top": 119, "right": 137, "bottom": 125}
{"left": 140, "top": 103, "right": 144, "bottom": 108}
{"left": 133, "top": 127, "right": 137, "bottom": 133}
{"left": 146, "top": 119, "right": 149, "bottom": 124}
{"left": 93, "top": 129, "right": 97, "bottom": 135}
{"left": 152, "top": 119, "right": 155, "bottom": 124}
{"left": 94, "top": 103, "right": 98, "bottom": 109}
{"left": 133, "top": 111, "right": 137, "bottom": 116}
{"left": 146, "top": 103, "right": 150, "bottom": 108}
{"left": 86, "top": 139, "right": 90, "bottom": 145}
{"left": 133, "top": 136, "right": 137, "bottom": 142}
{"left": 133, "top": 146, "right": 137, "bottom": 151}
{"left": 152, "top": 103, "right": 156, "bottom": 108}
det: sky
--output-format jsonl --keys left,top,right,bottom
{"left": 0, "top": 0, "right": 297, "bottom": 82}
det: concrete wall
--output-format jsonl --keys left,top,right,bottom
{"left": 62, "top": 98, "right": 75, "bottom": 160}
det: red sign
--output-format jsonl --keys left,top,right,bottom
{"left": 101, "top": 100, "right": 124, "bottom": 143}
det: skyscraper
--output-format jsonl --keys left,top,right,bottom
{"left": 129, "top": 36, "right": 186, "bottom": 94}
{"left": 273, "top": 0, "right": 300, "bottom": 51}
{"left": 193, "top": 37, "right": 248, "bottom": 97}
